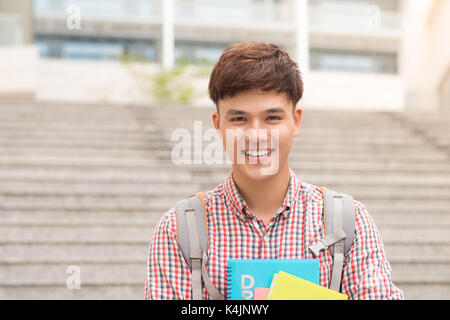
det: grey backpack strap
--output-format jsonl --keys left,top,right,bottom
{"left": 328, "top": 194, "right": 346, "bottom": 292}
{"left": 185, "top": 208, "right": 203, "bottom": 300}
{"left": 176, "top": 195, "right": 208, "bottom": 270}
{"left": 308, "top": 188, "right": 355, "bottom": 292}
{"left": 201, "top": 251, "right": 225, "bottom": 300}
{"left": 176, "top": 194, "right": 224, "bottom": 300}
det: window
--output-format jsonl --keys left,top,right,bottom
{"left": 309, "top": 0, "right": 400, "bottom": 12}
{"left": 310, "top": 48, "right": 398, "bottom": 74}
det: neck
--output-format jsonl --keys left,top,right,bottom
{"left": 232, "top": 164, "right": 291, "bottom": 217}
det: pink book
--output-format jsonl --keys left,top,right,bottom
{"left": 254, "top": 287, "right": 270, "bottom": 300}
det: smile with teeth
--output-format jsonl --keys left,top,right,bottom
{"left": 242, "top": 149, "right": 274, "bottom": 157}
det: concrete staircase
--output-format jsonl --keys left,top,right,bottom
{"left": 0, "top": 101, "right": 449, "bottom": 300}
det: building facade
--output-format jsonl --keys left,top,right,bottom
{"left": 2, "top": 0, "right": 448, "bottom": 111}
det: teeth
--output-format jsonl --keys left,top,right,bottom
{"left": 243, "top": 150, "right": 273, "bottom": 157}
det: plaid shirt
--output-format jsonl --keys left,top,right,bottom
{"left": 145, "top": 169, "right": 404, "bottom": 300}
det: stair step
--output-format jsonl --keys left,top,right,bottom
{"left": 0, "top": 208, "right": 448, "bottom": 224}
{"left": 0, "top": 285, "right": 144, "bottom": 300}
{"left": 0, "top": 181, "right": 200, "bottom": 195}
{"left": 390, "top": 262, "right": 450, "bottom": 283}
{"left": 3, "top": 147, "right": 446, "bottom": 163}
{"left": 0, "top": 244, "right": 148, "bottom": 263}
{"left": 0, "top": 127, "right": 418, "bottom": 139}
{"left": 0, "top": 133, "right": 428, "bottom": 145}
{"left": 0, "top": 225, "right": 447, "bottom": 245}
{"left": 0, "top": 226, "right": 156, "bottom": 244}
{"left": 0, "top": 243, "right": 447, "bottom": 264}
{"left": 393, "top": 284, "right": 450, "bottom": 300}
{"left": 1, "top": 181, "right": 450, "bottom": 200}
{"left": 0, "top": 212, "right": 449, "bottom": 229}
{"left": 0, "top": 263, "right": 146, "bottom": 285}
{"left": 2, "top": 157, "right": 450, "bottom": 174}
{"left": 0, "top": 123, "right": 150, "bottom": 133}
{"left": 3, "top": 145, "right": 440, "bottom": 160}
{"left": 0, "top": 261, "right": 447, "bottom": 287}
{"left": 2, "top": 169, "right": 450, "bottom": 187}
{"left": 0, "top": 210, "right": 164, "bottom": 223}
{"left": 2, "top": 196, "right": 450, "bottom": 213}
{"left": 385, "top": 245, "right": 450, "bottom": 263}
{"left": 6, "top": 283, "right": 446, "bottom": 300}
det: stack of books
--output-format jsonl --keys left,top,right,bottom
{"left": 226, "top": 259, "right": 348, "bottom": 300}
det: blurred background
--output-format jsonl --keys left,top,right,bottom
{"left": 0, "top": 0, "right": 449, "bottom": 300}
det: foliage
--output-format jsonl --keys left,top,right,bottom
{"left": 123, "top": 53, "right": 213, "bottom": 104}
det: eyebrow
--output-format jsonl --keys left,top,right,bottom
{"left": 266, "top": 107, "right": 286, "bottom": 114}
{"left": 225, "top": 107, "right": 286, "bottom": 116}
{"left": 226, "top": 109, "right": 248, "bottom": 116}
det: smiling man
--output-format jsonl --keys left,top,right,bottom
{"left": 212, "top": 88, "right": 300, "bottom": 226}
{"left": 145, "top": 41, "right": 404, "bottom": 300}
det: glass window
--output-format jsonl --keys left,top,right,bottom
{"left": 309, "top": 0, "right": 400, "bottom": 12}
{"left": 310, "top": 48, "right": 398, "bottom": 74}
{"left": 35, "top": 35, "right": 156, "bottom": 61}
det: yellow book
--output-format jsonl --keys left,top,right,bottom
{"left": 267, "top": 271, "right": 348, "bottom": 300}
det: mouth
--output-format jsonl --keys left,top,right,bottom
{"left": 242, "top": 149, "right": 274, "bottom": 157}
{"left": 240, "top": 149, "right": 275, "bottom": 164}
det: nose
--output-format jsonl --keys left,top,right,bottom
{"left": 244, "top": 127, "right": 270, "bottom": 150}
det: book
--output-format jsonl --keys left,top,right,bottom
{"left": 267, "top": 271, "right": 348, "bottom": 300}
{"left": 254, "top": 287, "right": 270, "bottom": 300}
{"left": 226, "top": 259, "right": 319, "bottom": 300}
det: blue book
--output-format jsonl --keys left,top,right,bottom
{"left": 226, "top": 259, "right": 319, "bottom": 300}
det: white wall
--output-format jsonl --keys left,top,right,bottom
{"left": 401, "top": 0, "right": 450, "bottom": 111}
{"left": 35, "top": 59, "right": 152, "bottom": 105}
{"left": 428, "top": 0, "right": 450, "bottom": 110}
{"left": 302, "top": 70, "right": 404, "bottom": 111}
{"left": 0, "top": 45, "right": 38, "bottom": 98}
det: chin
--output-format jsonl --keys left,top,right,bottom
{"left": 233, "top": 163, "right": 280, "bottom": 182}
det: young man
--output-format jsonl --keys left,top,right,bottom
{"left": 145, "top": 41, "right": 404, "bottom": 300}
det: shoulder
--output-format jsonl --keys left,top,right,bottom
{"left": 155, "top": 187, "right": 219, "bottom": 236}
{"left": 301, "top": 179, "right": 371, "bottom": 215}
{"left": 352, "top": 200, "right": 381, "bottom": 237}
{"left": 296, "top": 179, "right": 326, "bottom": 207}
{"left": 298, "top": 178, "right": 376, "bottom": 228}
{"left": 153, "top": 206, "right": 177, "bottom": 239}
{"left": 301, "top": 181, "right": 325, "bottom": 199}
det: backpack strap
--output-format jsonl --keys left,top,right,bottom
{"left": 176, "top": 192, "right": 224, "bottom": 300}
{"left": 308, "top": 187, "right": 355, "bottom": 292}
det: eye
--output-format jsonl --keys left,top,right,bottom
{"left": 231, "top": 117, "right": 246, "bottom": 122}
{"left": 267, "top": 116, "right": 281, "bottom": 121}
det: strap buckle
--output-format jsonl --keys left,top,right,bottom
{"left": 308, "top": 229, "right": 346, "bottom": 258}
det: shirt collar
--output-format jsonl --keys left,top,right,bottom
{"left": 223, "top": 169, "right": 302, "bottom": 222}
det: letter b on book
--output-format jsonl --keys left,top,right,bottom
{"left": 241, "top": 274, "right": 255, "bottom": 300}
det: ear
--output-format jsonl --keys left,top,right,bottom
{"left": 292, "top": 108, "right": 302, "bottom": 137}
{"left": 211, "top": 111, "right": 220, "bottom": 130}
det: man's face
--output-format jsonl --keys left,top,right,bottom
{"left": 212, "top": 88, "right": 302, "bottom": 181}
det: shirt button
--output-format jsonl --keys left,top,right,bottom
{"left": 263, "top": 235, "right": 269, "bottom": 242}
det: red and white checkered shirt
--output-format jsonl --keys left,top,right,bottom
{"left": 145, "top": 169, "right": 404, "bottom": 300}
